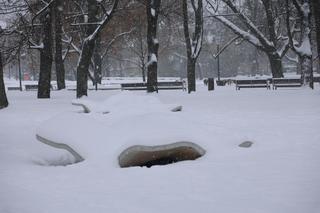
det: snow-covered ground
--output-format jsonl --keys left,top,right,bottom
{"left": 1, "top": 82, "right": 320, "bottom": 213}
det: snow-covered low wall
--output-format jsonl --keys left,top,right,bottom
{"left": 118, "top": 142, "right": 206, "bottom": 168}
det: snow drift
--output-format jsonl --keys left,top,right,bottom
{"left": 36, "top": 92, "right": 208, "bottom": 167}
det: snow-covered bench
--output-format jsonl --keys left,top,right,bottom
{"left": 272, "top": 78, "right": 302, "bottom": 90}
{"left": 7, "top": 86, "right": 21, "bottom": 91}
{"left": 25, "top": 84, "right": 38, "bottom": 91}
{"left": 121, "top": 82, "right": 147, "bottom": 90}
{"left": 235, "top": 79, "right": 270, "bottom": 90}
{"left": 313, "top": 76, "right": 320, "bottom": 83}
{"left": 158, "top": 81, "right": 186, "bottom": 90}
{"left": 25, "top": 84, "right": 56, "bottom": 91}
{"left": 121, "top": 81, "right": 186, "bottom": 91}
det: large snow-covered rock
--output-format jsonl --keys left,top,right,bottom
{"left": 36, "top": 92, "right": 208, "bottom": 167}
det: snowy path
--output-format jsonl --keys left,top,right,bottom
{"left": 1, "top": 86, "right": 320, "bottom": 213}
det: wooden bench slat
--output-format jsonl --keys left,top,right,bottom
{"left": 272, "top": 78, "right": 302, "bottom": 89}
{"left": 25, "top": 85, "right": 38, "bottom": 90}
{"left": 313, "top": 76, "right": 320, "bottom": 82}
{"left": 236, "top": 79, "right": 270, "bottom": 90}
{"left": 7, "top": 87, "right": 21, "bottom": 91}
{"left": 121, "top": 81, "right": 186, "bottom": 91}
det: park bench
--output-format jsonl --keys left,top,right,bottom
{"left": 121, "top": 82, "right": 147, "bottom": 91}
{"left": 216, "top": 80, "right": 226, "bottom": 86}
{"left": 25, "top": 84, "right": 38, "bottom": 91}
{"left": 121, "top": 81, "right": 186, "bottom": 91}
{"left": 25, "top": 84, "right": 55, "bottom": 91}
{"left": 157, "top": 81, "right": 186, "bottom": 91}
{"left": 272, "top": 78, "right": 302, "bottom": 90}
{"left": 235, "top": 79, "right": 270, "bottom": 90}
{"left": 7, "top": 86, "right": 21, "bottom": 91}
{"left": 313, "top": 76, "right": 320, "bottom": 83}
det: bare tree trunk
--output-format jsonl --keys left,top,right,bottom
{"left": 76, "top": 0, "right": 118, "bottom": 97}
{"left": 93, "top": 35, "right": 102, "bottom": 85}
{"left": 105, "top": 58, "right": 111, "bottom": 77}
{"left": 287, "top": 0, "right": 313, "bottom": 87}
{"left": 140, "top": 34, "right": 146, "bottom": 82}
{"left": 311, "top": 0, "right": 320, "bottom": 68}
{"left": 0, "top": 52, "right": 8, "bottom": 109}
{"left": 301, "top": 55, "right": 313, "bottom": 88}
{"left": 38, "top": 8, "right": 53, "bottom": 99}
{"left": 182, "top": 0, "right": 203, "bottom": 93}
{"left": 141, "top": 63, "right": 146, "bottom": 82}
{"left": 300, "top": 0, "right": 313, "bottom": 87}
{"left": 76, "top": 0, "right": 99, "bottom": 98}
{"left": 54, "top": 0, "right": 66, "bottom": 90}
{"left": 77, "top": 40, "right": 95, "bottom": 98}
{"left": 118, "top": 54, "right": 124, "bottom": 77}
{"left": 267, "top": 52, "right": 284, "bottom": 78}
{"left": 187, "top": 58, "right": 196, "bottom": 92}
{"left": 146, "top": 0, "right": 161, "bottom": 92}
{"left": 215, "top": 0, "right": 285, "bottom": 78}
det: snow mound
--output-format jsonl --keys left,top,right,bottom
{"left": 118, "top": 141, "right": 206, "bottom": 168}
{"left": 36, "top": 92, "right": 209, "bottom": 167}
{"left": 72, "top": 91, "right": 182, "bottom": 114}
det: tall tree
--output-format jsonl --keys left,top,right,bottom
{"left": 311, "top": 0, "right": 320, "bottom": 68}
{"left": 38, "top": 5, "right": 53, "bottom": 99}
{"left": 182, "top": 0, "right": 203, "bottom": 93}
{"left": 208, "top": 0, "right": 287, "bottom": 78}
{"left": 54, "top": 0, "right": 66, "bottom": 90}
{"left": 76, "top": 0, "right": 119, "bottom": 98}
{"left": 286, "top": 0, "right": 313, "bottom": 87}
{"left": 146, "top": 0, "right": 161, "bottom": 93}
{"left": 93, "top": 35, "right": 102, "bottom": 87}
{"left": 0, "top": 51, "right": 8, "bottom": 109}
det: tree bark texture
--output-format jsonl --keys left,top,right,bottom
{"left": 38, "top": 9, "right": 53, "bottom": 99}
{"left": 146, "top": 0, "right": 161, "bottom": 93}
{"left": 93, "top": 35, "right": 102, "bottom": 85}
{"left": 266, "top": 52, "right": 284, "bottom": 78}
{"left": 297, "top": 0, "right": 313, "bottom": 87}
{"left": 54, "top": 0, "right": 66, "bottom": 90}
{"left": 312, "top": 0, "right": 320, "bottom": 64}
{"left": 312, "top": 0, "right": 320, "bottom": 68}
{"left": 182, "top": 0, "right": 203, "bottom": 93}
{"left": 187, "top": 58, "right": 196, "bottom": 92}
{"left": 76, "top": 0, "right": 99, "bottom": 98}
{"left": 0, "top": 52, "right": 9, "bottom": 109}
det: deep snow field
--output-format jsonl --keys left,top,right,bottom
{"left": 1, "top": 82, "right": 320, "bottom": 213}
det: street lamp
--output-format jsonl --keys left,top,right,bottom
{"left": 18, "top": 48, "right": 22, "bottom": 91}
{"left": 216, "top": 35, "right": 221, "bottom": 81}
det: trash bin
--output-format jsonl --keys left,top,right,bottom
{"left": 208, "top": 78, "right": 214, "bottom": 91}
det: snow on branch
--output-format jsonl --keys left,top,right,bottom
{"left": 85, "top": 0, "right": 119, "bottom": 43}
{"left": 221, "top": 0, "right": 274, "bottom": 48}
{"left": 146, "top": 53, "right": 157, "bottom": 68}
{"left": 214, "top": 16, "right": 263, "bottom": 49}
{"left": 211, "top": 36, "right": 240, "bottom": 58}
{"left": 31, "top": 0, "right": 56, "bottom": 26}
{"left": 285, "top": 0, "right": 312, "bottom": 57}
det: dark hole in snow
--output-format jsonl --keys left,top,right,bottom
{"left": 238, "top": 141, "right": 254, "bottom": 148}
{"left": 118, "top": 142, "right": 206, "bottom": 168}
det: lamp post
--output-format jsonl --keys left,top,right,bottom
{"left": 18, "top": 48, "right": 22, "bottom": 91}
{"left": 217, "top": 44, "right": 220, "bottom": 81}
